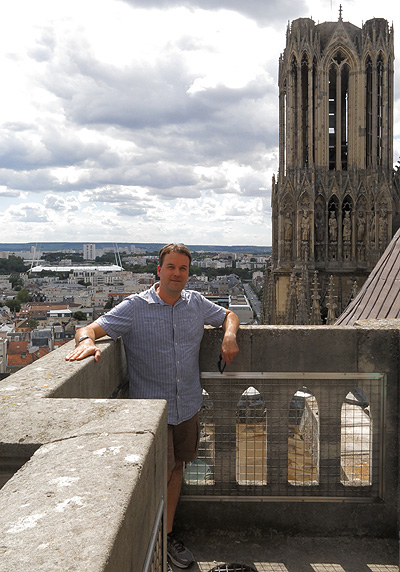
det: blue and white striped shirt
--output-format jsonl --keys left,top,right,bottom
{"left": 96, "top": 284, "right": 227, "bottom": 424}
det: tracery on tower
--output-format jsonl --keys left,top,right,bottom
{"left": 264, "top": 11, "right": 400, "bottom": 325}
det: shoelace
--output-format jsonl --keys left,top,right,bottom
{"left": 170, "top": 537, "right": 185, "bottom": 553}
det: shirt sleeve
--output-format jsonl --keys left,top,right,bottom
{"left": 95, "top": 296, "right": 138, "bottom": 340}
{"left": 198, "top": 293, "right": 227, "bottom": 327}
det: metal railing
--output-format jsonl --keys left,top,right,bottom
{"left": 183, "top": 372, "right": 386, "bottom": 502}
{"left": 142, "top": 498, "right": 165, "bottom": 572}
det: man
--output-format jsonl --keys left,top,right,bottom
{"left": 65, "top": 243, "right": 240, "bottom": 569}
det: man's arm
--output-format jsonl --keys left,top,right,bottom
{"left": 221, "top": 309, "right": 240, "bottom": 365}
{"left": 65, "top": 322, "right": 107, "bottom": 363}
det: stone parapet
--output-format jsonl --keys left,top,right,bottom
{"left": 0, "top": 337, "right": 167, "bottom": 572}
{"left": 1, "top": 324, "right": 400, "bottom": 570}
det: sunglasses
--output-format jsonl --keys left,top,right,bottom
{"left": 218, "top": 353, "right": 226, "bottom": 374}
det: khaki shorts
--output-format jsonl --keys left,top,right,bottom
{"left": 167, "top": 412, "right": 200, "bottom": 473}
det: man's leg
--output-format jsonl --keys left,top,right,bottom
{"left": 166, "top": 416, "right": 198, "bottom": 568}
{"left": 167, "top": 460, "right": 183, "bottom": 534}
{"left": 167, "top": 460, "right": 194, "bottom": 568}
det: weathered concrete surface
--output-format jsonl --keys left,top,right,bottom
{"left": 1, "top": 324, "right": 400, "bottom": 571}
{"left": 197, "top": 324, "right": 400, "bottom": 538}
{"left": 0, "top": 336, "right": 127, "bottom": 402}
{"left": 170, "top": 530, "right": 398, "bottom": 572}
{"left": 1, "top": 430, "right": 164, "bottom": 571}
{"left": 0, "top": 337, "right": 167, "bottom": 572}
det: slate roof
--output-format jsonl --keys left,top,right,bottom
{"left": 336, "top": 228, "right": 400, "bottom": 325}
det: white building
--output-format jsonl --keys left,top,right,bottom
{"left": 228, "top": 294, "right": 253, "bottom": 325}
{"left": 83, "top": 244, "right": 96, "bottom": 261}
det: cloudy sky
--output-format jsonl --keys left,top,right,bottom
{"left": 0, "top": 0, "right": 399, "bottom": 247}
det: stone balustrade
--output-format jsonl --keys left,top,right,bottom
{"left": 1, "top": 322, "right": 399, "bottom": 570}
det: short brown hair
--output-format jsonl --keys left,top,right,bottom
{"left": 158, "top": 243, "right": 192, "bottom": 267}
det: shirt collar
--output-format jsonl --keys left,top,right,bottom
{"left": 145, "top": 282, "right": 188, "bottom": 306}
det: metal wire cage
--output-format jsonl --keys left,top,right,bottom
{"left": 183, "top": 372, "right": 385, "bottom": 501}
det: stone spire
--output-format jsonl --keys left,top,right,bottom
{"left": 310, "top": 271, "right": 322, "bottom": 325}
{"left": 326, "top": 276, "right": 338, "bottom": 325}
{"left": 260, "top": 263, "right": 272, "bottom": 324}
{"left": 285, "top": 268, "right": 298, "bottom": 324}
{"left": 296, "top": 276, "right": 309, "bottom": 325}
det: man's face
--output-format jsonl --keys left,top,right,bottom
{"left": 157, "top": 252, "right": 190, "bottom": 295}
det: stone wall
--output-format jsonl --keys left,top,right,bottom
{"left": 0, "top": 322, "right": 399, "bottom": 571}
{"left": 180, "top": 323, "right": 400, "bottom": 537}
{"left": 0, "top": 337, "right": 167, "bottom": 572}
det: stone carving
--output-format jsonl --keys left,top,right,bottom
{"left": 370, "top": 213, "right": 376, "bottom": 246}
{"left": 301, "top": 209, "right": 310, "bottom": 242}
{"left": 329, "top": 211, "right": 338, "bottom": 242}
{"left": 343, "top": 211, "right": 351, "bottom": 242}
{"left": 357, "top": 210, "right": 366, "bottom": 261}
{"left": 284, "top": 211, "right": 293, "bottom": 241}
{"left": 301, "top": 209, "right": 310, "bottom": 260}
{"left": 378, "top": 209, "right": 388, "bottom": 247}
{"left": 315, "top": 205, "right": 324, "bottom": 243}
{"left": 357, "top": 210, "right": 366, "bottom": 242}
{"left": 283, "top": 211, "right": 293, "bottom": 259}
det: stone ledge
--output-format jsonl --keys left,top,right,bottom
{"left": 0, "top": 337, "right": 167, "bottom": 572}
{"left": 1, "top": 428, "right": 166, "bottom": 571}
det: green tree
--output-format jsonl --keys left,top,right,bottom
{"left": 0, "top": 255, "right": 27, "bottom": 274}
{"left": 16, "top": 289, "right": 30, "bottom": 303}
{"left": 95, "top": 253, "right": 117, "bottom": 263}
{"left": 5, "top": 299, "right": 21, "bottom": 312}
{"left": 73, "top": 311, "right": 87, "bottom": 321}
{"left": 26, "top": 319, "right": 38, "bottom": 330}
{"left": 10, "top": 277, "right": 23, "bottom": 290}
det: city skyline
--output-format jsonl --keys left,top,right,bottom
{"left": 0, "top": 0, "right": 399, "bottom": 247}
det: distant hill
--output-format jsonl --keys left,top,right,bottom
{"left": 0, "top": 242, "right": 271, "bottom": 255}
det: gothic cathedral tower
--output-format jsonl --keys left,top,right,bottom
{"left": 263, "top": 11, "right": 400, "bottom": 324}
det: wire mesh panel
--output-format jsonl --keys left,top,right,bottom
{"left": 236, "top": 386, "right": 267, "bottom": 485}
{"left": 341, "top": 387, "right": 373, "bottom": 486}
{"left": 182, "top": 372, "right": 386, "bottom": 501}
{"left": 288, "top": 386, "right": 319, "bottom": 486}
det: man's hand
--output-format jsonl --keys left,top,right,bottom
{"left": 65, "top": 340, "right": 102, "bottom": 363}
{"left": 221, "top": 332, "right": 239, "bottom": 365}
{"left": 65, "top": 323, "right": 106, "bottom": 363}
{"left": 221, "top": 310, "right": 240, "bottom": 365}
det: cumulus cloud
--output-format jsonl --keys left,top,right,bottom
{"left": 8, "top": 204, "right": 49, "bottom": 223}
{"left": 0, "top": 0, "right": 398, "bottom": 246}
{"left": 120, "top": 0, "right": 309, "bottom": 26}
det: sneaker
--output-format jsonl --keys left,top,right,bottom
{"left": 167, "top": 534, "right": 194, "bottom": 568}
{"left": 167, "top": 561, "right": 174, "bottom": 572}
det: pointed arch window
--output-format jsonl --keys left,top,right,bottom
{"left": 301, "top": 53, "right": 309, "bottom": 167}
{"left": 288, "top": 386, "right": 319, "bottom": 485}
{"left": 376, "top": 54, "right": 384, "bottom": 167}
{"left": 328, "top": 51, "right": 349, "bottom": 170}
{"left": 312, "top": 57, "right": 317, "bottom": 165}
{"left": 366, "top": 56, "right": 373, "bottom": 167}
{"left": 184, "top": 389, "right": 215, "bottom": 485}
{"left": 328, "top": 65, "right": 337, "bottom": 170}
{"left": 236, "top": 386, "right": 267, "bottom": 485}
{"left": 291, "top": 55, "right": 299, "bottom": 162}
{"left": 341, "top": 388, "right": 372, "bottom": 486}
